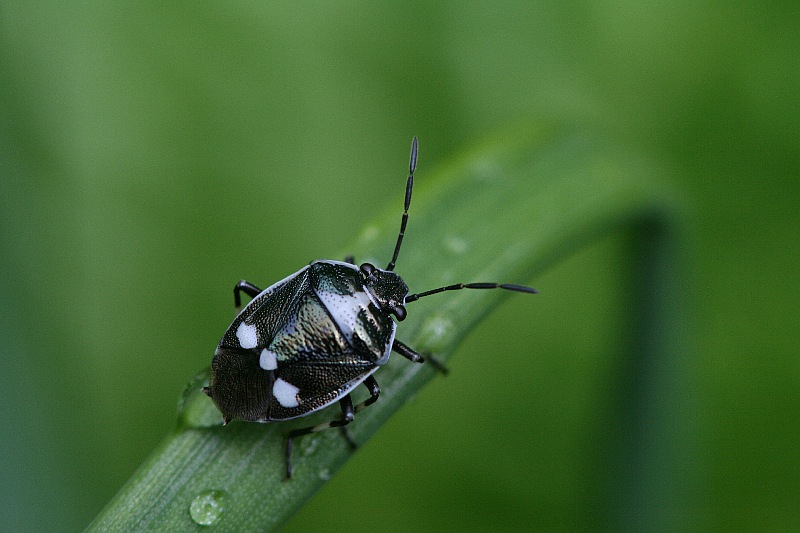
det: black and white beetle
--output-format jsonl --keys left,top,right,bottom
{"left": 203, "top": 138, "right": 537, "bottom": 478}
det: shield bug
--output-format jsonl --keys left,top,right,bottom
{"left": 203, "top": 137, "right": 537, "bottom": 478}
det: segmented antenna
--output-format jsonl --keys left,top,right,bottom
{"left": 386, "top": 136, "right": 418, "bottom": 272}
{"left": 406, "top": 282, "right": 538, "bottom": 303}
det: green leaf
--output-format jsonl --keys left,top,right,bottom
{"left": 88, "top": 124, "right": 687, "bottom": 531}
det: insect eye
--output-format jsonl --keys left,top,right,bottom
{"left": 393, "top": 305, "right": 407, "bottom": 321}
{"left": 360, "top": 263, "right": 376, "bottom": 277}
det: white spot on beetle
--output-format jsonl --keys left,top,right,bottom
{"left": 259, "top": 348, "right": 278, "bottom": 370}
{"left": 273, "top": 378, "right": 300, "bottom": 408}
{"left": 318, "top": 289, "right": 374, "bottom": 341}
{"left": 236, "top": 322, "right": 258, "bottom": 349}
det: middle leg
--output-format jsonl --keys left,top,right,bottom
{"left": 392, "top": 339, "right": 449, "bottom": 374}
{"left": 285, "top": 395, "right": 355, "bottom": 479}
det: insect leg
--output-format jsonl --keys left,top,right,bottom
{"left": 354, "top": 375, "right": 381, "bottom": 411}
{"left": 233, "top": 280, "right": 262, "bottom": 308}
{"left": 285, "top": 395, "right": 356, "bottom": 479}
{"left": 337, "top": 375, "right": 382, "bottom": 451}
{"left": 392, "top": 339, "right": 449, "bottom": 374}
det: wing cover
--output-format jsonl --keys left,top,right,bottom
{"left": 211, "top": 262, "right": 395, "bottom": 422}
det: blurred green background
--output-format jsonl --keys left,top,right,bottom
{"left": 1, "top": 2, "right": 797, "bottom": 531}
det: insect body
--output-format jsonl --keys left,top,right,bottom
{"left": 203, "top": 138, "right": 537, "bottom": 478}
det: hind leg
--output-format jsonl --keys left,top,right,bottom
{"left": 284, "top": 376, "right": 381, "bottom": 479}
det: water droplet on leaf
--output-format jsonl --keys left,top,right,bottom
{"left": 190, "top": 490, "right": 226, "bottom": 526}
{"left": 177, "top": 368, "right": 224, "bottom": 429}
{"left": 444, "top": 235, "right": 469, "bottom": 255}
{"left": 358, "top": 225, "right": 380, "bottom": 243}
{"left": 418, "top": 314, "right": 455, "bottom": 352}
{"left": 302, "top": 436, "right": 320, "bottom": 456}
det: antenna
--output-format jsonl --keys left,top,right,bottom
{"left": 405, "top": 282, "right": 538, "bottom": 303}
{"left": 386, "top": 136, "right": 418, "bottom": 272}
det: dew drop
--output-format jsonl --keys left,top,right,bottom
{"left": 177, "top": 368, "right": 224, "bottom": 429}
{"left": 190, "top": 490, "right": 226, "bottom": 526}
{"left": 444, "top": 235, "right": 469, "bottom": 255}
{"left": 469, "top": 157, "right": 503, "bottom": 183}
{"left": 302, "top": 436, "right": 320, "bottom": 456}
{"left": 418, "top": 314, "right": 455, "bottom": 352}
{"left": 358, "top": 225, "right": 380, "bottom": 243}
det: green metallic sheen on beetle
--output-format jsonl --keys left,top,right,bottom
{"left": 207, "top": 260, "right": 405, "bottom": 422}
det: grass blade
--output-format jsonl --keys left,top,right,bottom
{"left": 88, "top": 124, "right": 688, "bottom": 531}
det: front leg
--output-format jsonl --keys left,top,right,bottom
{"left": 233, "top": 280, "right": 262, "bottom": 308}
{"left": 341, "top": 375, "right": 382, "bottom": 448}
{"left": 392, "top": 339, "right": 449, "bottom": 374}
